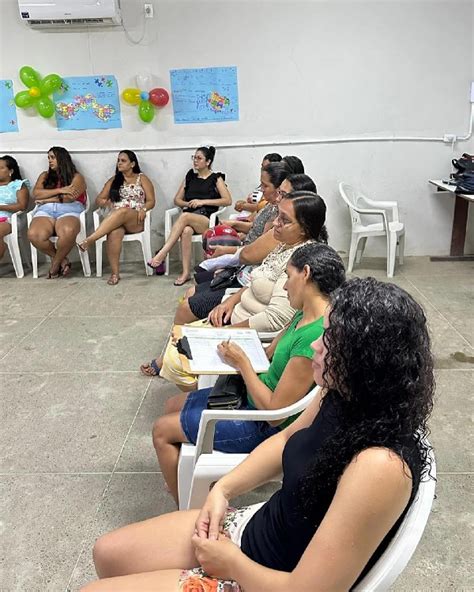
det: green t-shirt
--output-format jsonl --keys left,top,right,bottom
{"left": 248, "top": 310, "right": 325, "bottom": 427}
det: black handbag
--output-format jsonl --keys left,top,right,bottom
{"left": 209, "top": 266, "right": 243, "bottom": 291}
{"left": 207, "top": 374, "right": 247, "bottom": 410}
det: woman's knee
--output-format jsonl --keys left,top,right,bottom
{"left": 27, "top": 226, "right": 48, "bottom": 243}
{"left": 92, "top": 530, "right": 124, "bottom": 578}
{"left": 182, "top": 225, "right": 194, "bottom": 237}
{"left": 152, "top": 415, "right": 169, "bottom": 448}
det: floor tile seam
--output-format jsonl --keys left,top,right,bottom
{"left": 401, "top": 275, "right": 473, "bottom": 349}
{"left": 0, "top": 281, "right": 88, "bottom": 362}
{"left": 64, "top": 379, "right": 152, "bottom": 592}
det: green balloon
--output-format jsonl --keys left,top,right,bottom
{"left": 37, "top": 96, "right": 55, "bottom": 118}
{"left": 138, "top": 99, "right": 154, "bottom": 123}
{"left": 19, "top": 66, "right": 40, "bottom": 89}
{"left": 41, "top": 73, "right": 62, "bottom": 94}
{"left": 14, "top": 90, "right": 35, "bottom": 108}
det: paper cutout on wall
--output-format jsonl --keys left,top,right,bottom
{"left": 170, "top": 66, "right": 239, "bottom": 124}
{"left": 53, "top": 75, "right": 122, "bottom": 131}
{"left": 0, "top": 80, "right": 19, "bottom": 133}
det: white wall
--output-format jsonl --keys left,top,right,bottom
{"left": 0, "top": 0, "right": 473, "bottom": 257}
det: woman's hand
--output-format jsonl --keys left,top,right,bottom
{"left": 137, "top": 209, "right": 146, "bottom": 223}
{"left": 234, "top": 200, "right": 246, "bottom": 212}
{"left": 192, "top": 533, "right": 241, "bottom": 580}
{"left": 97, "top": 197, "right": 112, "bottom": 208}
{"left": 194, "top": 484, "right": 230, "bottom": 539}
{"left": 208, "top": 299, "right": 235, "bottom": 327}
{"left": 61, "top": 185, "right": 79, "bottom": 198}
{"left": 217, "top": 341, "right": 249, "bottom": 370}
{"left": 187, "top": 199, "right": 204, "bottom": 209}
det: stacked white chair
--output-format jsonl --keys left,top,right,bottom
{"left": 338, "top": 182, "right": 405, "bottom": 278}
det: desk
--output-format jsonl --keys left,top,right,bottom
{"left": 429, "top": 179, "right": 474, "bottom": 261}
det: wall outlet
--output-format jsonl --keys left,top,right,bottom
{"left": 144, "top": 3, "right": 154, "bottom": 18}
{"left": 443, "top": 134, "right": 456, "bottom": 143}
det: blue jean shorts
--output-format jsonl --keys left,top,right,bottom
{"left": 33, "top": 202, "right": 85, "bottom": 220}
{"left": 179, "top": 387, "right": 280, "bottom": 453}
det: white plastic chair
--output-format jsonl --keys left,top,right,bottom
{"left": 93, "top": 208, "right": 153, "bottom": 277}
{"left": 4, "top": 211, "right": 25, "bottom": 278}
{"left": 164, "top": 206, "right": 226, "bottom": 276}
{"left": 338, "top": 182, "right": 405, "bottom": 278}
{"left": 354, "top": 443, "right": 436, "bottom": 591}
{"left": 177, "top": 385, "right": 320, "bottom": 510}
{"left": 27, "top": 195, "right": 91, "bottom": 278}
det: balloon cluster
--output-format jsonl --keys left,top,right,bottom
{"left": 121, "top": 73, "right": 169, "bottom": 123}
{"left": 14, "top": 66, "right": 63, "bottom": 118}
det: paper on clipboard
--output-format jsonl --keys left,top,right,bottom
{"left": 179, "top": 326, "right": 270, "bottom": 374}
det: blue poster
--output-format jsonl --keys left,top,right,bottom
{"left": 0, "top": 80, "right": 19, "bottom": 133}
{"left": 53, "top": 75, "right": 121, "bottom": 131}
{"left": 170, "top": 66, "right": 239, "bottom": 124}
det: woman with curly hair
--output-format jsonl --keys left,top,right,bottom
{"left": 82, "top": 278, "right": 435, "bottom": 592}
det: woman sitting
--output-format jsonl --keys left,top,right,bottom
{"left": 148, "top": 146, "right": 232, "bottom": 286}
{"left": 83, "top": 277, "right": 434, "bottom": 592}
{"left": 152, "top": 243, "right": 346, "bottom": 503}
{"left": 78, "top": 150, "right": 155, "bottom": 286}
{"left": 140, "top": 189, "right": 326, "bottom": 382}
{"left": 232, "top": 152, "right": 282, "bottom": 217}
{"left": 28, "top": 146, "right": 87, "bottom": 278}
{"left": 0, "top": 155, "right": 29, "bottom": 264}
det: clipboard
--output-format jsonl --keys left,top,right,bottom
{"left": 173, "top": 324, "right": 270, "bottom": 374}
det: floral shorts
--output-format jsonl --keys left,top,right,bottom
{"left": 178, "top": 503, "right": 265, "bottom": 592}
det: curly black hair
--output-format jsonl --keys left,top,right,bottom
{"left": 299, "top": 277, "right": 435, "bottom": 517}
{"left": 289, "top": 243, "right": 345, "bottom": 296}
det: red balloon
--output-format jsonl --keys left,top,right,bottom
{"left": 149, "top": 87, "right": 169, "bottom": 108}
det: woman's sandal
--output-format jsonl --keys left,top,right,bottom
{"left": 173, "top": 276, "right": 191, "bottom": 287}
{"left": 60, "top": 259, "right": 72, "bottom": 277}
{"left": 140, "top": 359, "right": 161, "bottom": 377}
{"left": 46, "top": 268, "right": 61, "bottom": 279}
{"left": 107, "top": 273, "right": 120, "bottom": 286}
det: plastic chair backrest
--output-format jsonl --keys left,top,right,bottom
{"left": 339, "top": 183, "right": 363, "bottom": 227}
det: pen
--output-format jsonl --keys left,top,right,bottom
{"left": 226, "top": 336, "right": 231, "bottom": 345}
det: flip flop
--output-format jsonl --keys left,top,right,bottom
{"left": 147, "top": 258, "right": 162, "bottom": 269}
{"left": 140, "top": 359, "right": 161, "bottom": 377}
{"left": 173, "top": 276, "right": 191, "bottom": 287}
{"left": 77, "top": 240, "right": 88, "bottom": 252}
{"left": 107, "top": 273, "right": 120, "bottom": 286}
{"left": 60, "top": 259, "right": 72, "bottom": 277}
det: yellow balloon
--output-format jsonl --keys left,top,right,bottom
{"left": 29, "top": 86, "right": 41, "bottom": 98}
{"left": 121, "top": 88, "right": 141, "bottom": 106}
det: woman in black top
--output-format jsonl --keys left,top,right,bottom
{"left": 83, "top": 278, "right": 435, "bottom": 592}
{"left": 148, "top": 145, "right": 232, "bottom": 286}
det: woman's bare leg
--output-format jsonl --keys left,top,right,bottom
{"left": 82, "top": 209, "right": 143, "bottom": 248}
{"left": 90, "top": 508, "right": 200, "bottom": 579}
{"left": 80, "top": 568, "right": 182, "bottom": 592}
{"left": 177, "top": 225, "right": 194, "bottom": 283}
{"left": 54, "top": 216, "right": 80, "bottom": 271}
{"left": 164, "top": 393, "right": 188, "bottom": 414}
{"left": 28, "top": 217, "right": 57, "bottom": 258}
{"left": 150, "top": 213, "right": 209, "bottom": 266}
{"left": 174, "top": 299, "right": 199, "bottom": 325}
{"left": 0, "top": 221, "right": 12, "bottom": 260}
{"left": 152, "top": 412, "right": 188, "bottom": 503}
{"left": 105, "top": 226, "right": 125, "bottom": 277}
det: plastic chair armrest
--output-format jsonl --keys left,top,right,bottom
{"left": 194, "top": 388, "right": 319, "bottom": 457}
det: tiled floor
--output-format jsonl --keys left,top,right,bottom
{"left": 1, "top": 257, "right": 472, "bottom": 591}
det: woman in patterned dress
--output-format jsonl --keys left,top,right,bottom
{"left": 78, "top": 150, "right": 155, "bottom": 285}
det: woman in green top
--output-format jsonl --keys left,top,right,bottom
{"left": 153, "top": 243, "right": 345, "bottom": 503}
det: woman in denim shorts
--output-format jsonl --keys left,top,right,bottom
{"left": 28, "top": 146, "right": 87, "bottom": 278}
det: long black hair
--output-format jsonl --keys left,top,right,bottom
{"left": 283, "top": 190, "right": 328, "bottom": 244}
{"left": 286, "top": 173, "right": 317, "bottom": 194}
{"left": 0, "top": 155, "right": 22, "bottom": 181}
{"left": 299, "top": 278, "right": 435, "bottom": 517}
{"left": 196, "top": 146, "right": 216, "bottom": 167}
{"left": 109, "top": 150, "right": 141, "bottom": 203}
{"left": 43, "top": 146, "right": 77, "bottom": 189}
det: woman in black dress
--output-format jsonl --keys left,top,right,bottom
{"left": 148, "top": 146, "right": 232, "bottom": 286}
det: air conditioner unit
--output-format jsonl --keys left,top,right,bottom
{"left": 18, "top": 0, "right": 122, "bottom": 28}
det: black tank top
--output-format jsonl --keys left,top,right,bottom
{"left": 240, "top": 391, "right": 422, "bottom": 586}
{"left": 183, "top": 169, "right": 224, "bottom": 217}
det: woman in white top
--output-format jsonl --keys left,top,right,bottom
{"left": 0, "top": 155, "right": 29, "bottom": 263}
{"left": 78, "top": 150, "right": 155, "bottom": 285}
